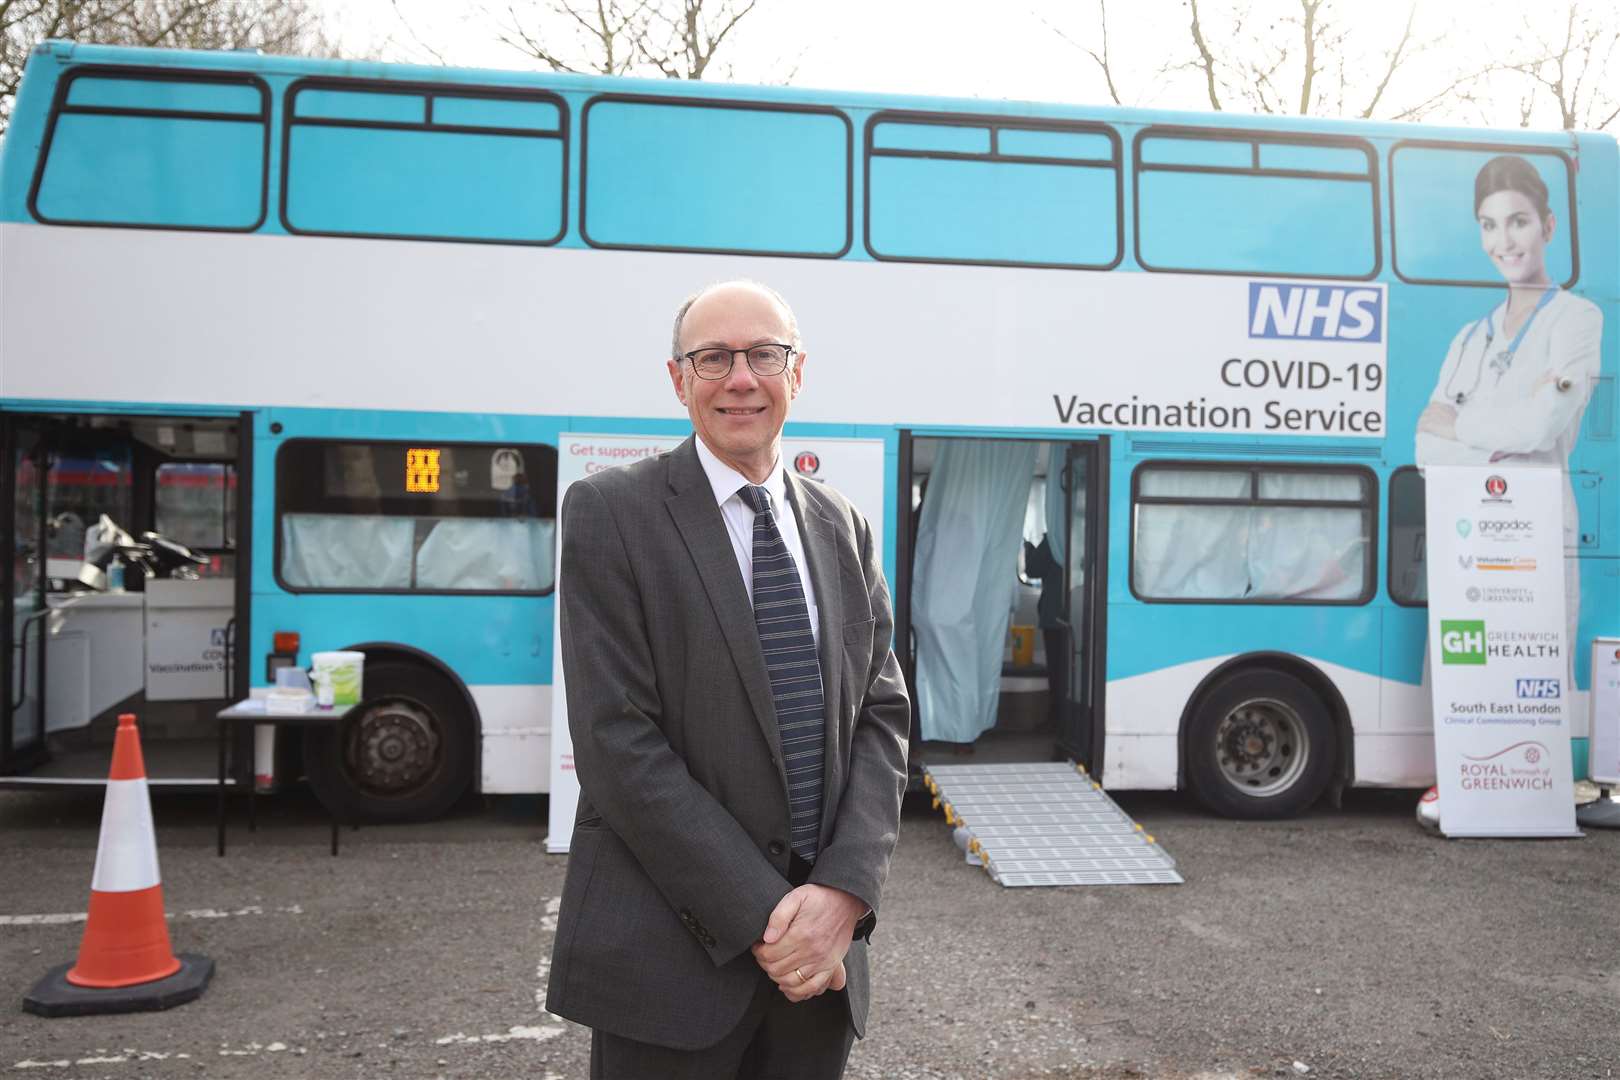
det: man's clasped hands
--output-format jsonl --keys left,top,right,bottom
{"left": 750, "top": 884, "right": 866, "bottom": 1003}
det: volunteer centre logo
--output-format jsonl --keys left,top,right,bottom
{"left": 1441, "top": 620, "right": 1487, "bottom": 665}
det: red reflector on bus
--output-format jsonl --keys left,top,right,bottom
{"left": 273, "top": 631, "right": 301, "bottom": 653}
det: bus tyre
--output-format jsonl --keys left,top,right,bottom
{"left": 303, "top": 661, "right": 474, "bottom": 824}
{"left": 1185, "top": 668, "right": 1335, "bottom": 820}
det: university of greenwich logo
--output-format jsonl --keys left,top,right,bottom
{"left": 1441, "top": 619, "right": 1487, "bottom": 665}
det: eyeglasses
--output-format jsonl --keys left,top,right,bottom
{"left": 682, "top": 343, "right": 795, "bottom": 381}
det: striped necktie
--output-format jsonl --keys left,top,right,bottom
{"left": 739, "top": 484, "right": 824, "bottom": 862}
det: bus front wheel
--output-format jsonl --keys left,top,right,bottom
{"left": 1185, "top": 668, "right": 1335, "bottom": 820}
{"left": 303, "top": 661, "right": 474, "bottom": 824}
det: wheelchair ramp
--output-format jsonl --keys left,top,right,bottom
{"left": 922, "top": 762, "right": 1183, "bottom": 887}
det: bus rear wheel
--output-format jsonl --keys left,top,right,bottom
{"left": 303, "top": 661, "right": 474, "bottom": 824}
{"left": 1185, "top": 668, "right": 1335, "bottom": 820}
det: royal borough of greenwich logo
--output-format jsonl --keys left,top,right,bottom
{"left": 1441, "top": 619, "right": 1487, "bottom": 665}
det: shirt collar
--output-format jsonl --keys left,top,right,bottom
{"left": 692, "top": 436, "right": 788, "bottom": 512}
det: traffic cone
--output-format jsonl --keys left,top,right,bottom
{"left": 24, "top": 714, "right": 213, "bottom": 1017}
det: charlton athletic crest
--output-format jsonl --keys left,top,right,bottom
{"left": 793, "top": 450, "right": 821, "bottom": 477}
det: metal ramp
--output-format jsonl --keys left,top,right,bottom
{"left": 922, "top": 762, "right": 1184, "bottom": 887}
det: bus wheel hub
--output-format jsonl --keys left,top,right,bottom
{"left": 1215, "top": 699, "right": 1307, "bottom": 795}
{"left": 352, "top": 701, "right": 440, "bottom": 794}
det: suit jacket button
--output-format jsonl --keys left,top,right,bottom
{"left": 768, "top": 840, "right": 785, "bottom": 856}
{"left": 679, "top": 909, "right": 693, "bottom": 924}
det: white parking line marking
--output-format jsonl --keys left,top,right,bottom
{"left": 434, "top": 1025, "right": 566, "bottom": 1046}
{"left": 13, "top": 1049, "right": 191, "bottom": 1069}
{"left": 1, "top": 904, "right": 303, "bottom": 927}
{"left": 437, "top": 896, "right": 569, "bottom": 1048}
{"left": 217, "top": 1041, "right": 293, "bottom": 1057}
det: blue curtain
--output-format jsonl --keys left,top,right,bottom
{"left": 913, "top": 441, "right": 1039, "bottom": 743}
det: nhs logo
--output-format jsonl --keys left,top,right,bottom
{"left": 1248, "top": 282, "right": 1383, "bottom": 343}
{"left": 1515, "top": 678, "right": 1561, "bottom": 699}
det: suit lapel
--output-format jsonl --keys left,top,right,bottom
{"left": 664, "top": 439, "right": 786, "bottom": 774}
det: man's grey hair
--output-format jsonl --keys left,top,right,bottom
{"left": 670, "top": 279, "right": 803, "bottom": 360}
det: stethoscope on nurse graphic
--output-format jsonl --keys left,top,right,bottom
{"left": 1439, "top": 285, "right": 1565, "bottom": 407}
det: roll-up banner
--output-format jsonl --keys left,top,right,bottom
{"left": 546, "top": 433, "right": 889, "bottom": 853}
{"left": 1590, "top": 638, "right": 1620, "bottom": 787}
{"left": 1424, "top": 464, "right": 1579, "bottom": 838}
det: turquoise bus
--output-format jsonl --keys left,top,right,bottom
{"left": 2, "top": 41, "right": 1614, "bottom": 821}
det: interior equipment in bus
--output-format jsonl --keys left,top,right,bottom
{"left": 2, "top": 413, "right": 247, "bottom": 789}
{"left": 72, "top": 514, "right": 211, "bottom": 591}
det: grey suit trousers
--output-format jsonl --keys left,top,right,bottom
{"left": 590, "top": 976, "right": 855, "bottom": 1080}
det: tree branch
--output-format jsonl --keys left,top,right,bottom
{"left": 1186, "top": 0, "right": 1222, "bottom": 110}
{"left": 1359, "top": 0, "right": 1418, "bottom": 118}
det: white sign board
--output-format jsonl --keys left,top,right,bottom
{"left": 1425, "top": 465, "right": 1579, "bottom": 837}
{"left": 546, "top": 433, "right": 889, "bottom": 852}
{"left": 3, "top": 232, "right": 1388, "bottom": 438}
{"left": 1590, "top": 638, "right": 1620, "bottom": 786}
{"left": 143, "top": 579, "right": 234, "bottom": 702}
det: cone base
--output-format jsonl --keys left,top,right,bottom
{"left": 23, "top": 953, "right": 213, "bottom": 1018}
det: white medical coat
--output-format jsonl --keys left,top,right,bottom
{"left": 1416, "top": 288, "right": 1603, "bottom": 654}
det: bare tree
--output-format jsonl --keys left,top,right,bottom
{"left": 1046, "top": 0, "right": 1124, "bottom": 105}
{"left": 495, "top": 0, "right": 759, "bottom": 79}
{"left": 1503, "top": 0, "right": 1620, "bottom": 130}
{"left": 1048, "top": 0, "right": 1522, "bottom": 123}
{"left": 495, "top": 0, "right": 652, "bottom": 76}
{"left": 1, "top": 0, "right": 342, "bottom": 134}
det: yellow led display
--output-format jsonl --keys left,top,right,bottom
{"left": 406, "top": 448, "right": 442, "bottom": 493}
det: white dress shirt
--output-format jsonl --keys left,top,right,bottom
{"left": 693, "top": 437, "right": 820, "bottom": 646}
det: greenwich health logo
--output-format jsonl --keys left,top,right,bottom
{"left": 1441, "top": 619, "right": 1487, "bottom": 665}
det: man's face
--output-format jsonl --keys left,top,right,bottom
{"left": 667, "top": 284, "right": 804, "bottom": 478}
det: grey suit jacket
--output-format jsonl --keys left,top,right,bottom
{"left": 545, "top": 436, "right": 911, "bottom": 1050}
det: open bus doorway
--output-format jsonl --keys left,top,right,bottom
{"left": 0, "top": 411, "right": 250, "bottom": 788}
{"left": 898, "top": 434, "right": 1107, "bottom": 778}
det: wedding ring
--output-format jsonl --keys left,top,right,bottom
{"left": 795, "top": 967, "right": 806, "bottom": 984}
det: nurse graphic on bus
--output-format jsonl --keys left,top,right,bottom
{"left": 1416, "top": 153, "right": 1603, "bottom": 646}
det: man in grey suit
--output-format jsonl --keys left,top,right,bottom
{"left": 546, "top": 280, "right": 911, "bottom": 1078}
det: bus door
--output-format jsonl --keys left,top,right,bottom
{"left": 1056, "top": 438, "right": 1107, "bottom": 768}
{"left": 2, "top": 416, "right": 49, "bottom": 774}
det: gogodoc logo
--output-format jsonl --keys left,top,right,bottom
{"left": 1248, "top": 283, "right": 1383, "bottom": 343}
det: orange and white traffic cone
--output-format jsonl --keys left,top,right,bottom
{"left": 24, "top": 714, "right": 213, "bottom": 1017}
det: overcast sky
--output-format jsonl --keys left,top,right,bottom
{"left": 316, "top": 1, "right": 1614, "bottom": 132}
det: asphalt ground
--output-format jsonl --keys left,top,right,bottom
{"left": 1, "top": 785, "right": 1617, "bottom": 1080}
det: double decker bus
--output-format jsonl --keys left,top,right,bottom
{"left": 2, "top": 41, "right": 1614, "bottom": 822}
